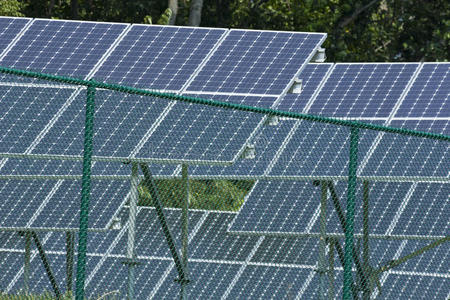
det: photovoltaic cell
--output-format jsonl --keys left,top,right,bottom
{"left": 86, "top": 257, "right": 171, "bottom": 299}
{"left": 0, "top": 86, "right": 75, "bottom": 154}
{"left": 267, "top": 121, "right": 381, "bottom": 177}
{"left": 0, "top": 17, "right": 30, "bottom": 55}
{"left": 189, "top": 119, "right": 296, "bottom": 177}
{"left": 0, "top": 19, "right": 127, "bottom": 78}
{"left": 186, "top": 29, "right": 326, "bottom": 94}
{"left": 395, "top": 63, "right": 450, "bottom": 117}
{"left": 93, "top": 25, "right": 226, "bottom": 90}
{"left": 133, "top": 94, "right": 264, "bottom": 162}
{"left": 0, "top": 179, "right": 129, "bottom": 230}
{"left": 276, "top": 63, "right": 333, "bottom": 112}
{"left": 226, "top": 265, "right": 312, "bottom": 299}
{"left": 362, "top": 120, "right": 449, "bottom": 177}
{"left": 308, "top": 63, "right": 420, "bottom": 118}
{"left": 154, "top": 261, "right": 242, "bottom": 299}
{"left": 1, "top": 89, "right": 263, "bottom": 163}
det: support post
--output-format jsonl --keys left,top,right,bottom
{"left": 75, "top": 83, "right": 96, "bottom": 300}
{"left": 318, "top": 181, "right": 328, "bottom": 300}
{"left": 180, "top": 164, "right": 189, "bottom": 300}
{"left": 344, "top": 127, "right": 359, "bottom": 300}
{"left": 362, "top": 180, "right": 370, "bottom": 299}
{"left": 126, "top": 162, "right": 139, "bottom": 300}
{"left": 24, "top": 231, "right": 31, "bottom": 294}
{"left": 328, "top": 239, "right": 335, "bottom": 300}
{"left": 139, "top": 164, "right": 188, "bottom": 284}
{"left": 66, "top": 231, "right": 74, "bottom": 294}
{"left": 31, "top": 231, "right": 62, "bottom": 298}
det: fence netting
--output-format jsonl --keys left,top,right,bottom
{"left": 0, "top": 68, "right": 448, "bottom": 299}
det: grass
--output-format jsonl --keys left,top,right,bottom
{"left": 137, "top": 179, "right": 254, "bottom": 211}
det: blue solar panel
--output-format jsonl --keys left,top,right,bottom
{"left": 395, "top": 63, "right": 450, "bottom": 117}
{"left": 0, "top": 17, "right": 30, "bottom": 55}
{"left": 362, "top": 120, "right": 449, "bottom": 176}
{"left": 94, "top": 25, "right": 226, "bottom": 90}
{"left": 267, "top": 120, "right": 382, "bottom": 177}
{"left": 1, "top": 89, "right": 263, "bottom": 163}
{"left": 189, "top": 212, "right": 258, "bottom": 261}
{"left": 0, "top": 86, "right": 76, "bottom": 154}
{"left": 186, "top": 30, "right": 326, "bottom": 94}
{"left": 308, "top": 63, "right": 420, "bottom": 118}
{"left": 189, "top": 119, "right": 295, "bottom": 177}
{"left": 226, "top": 265, "right": 312, "bottom": 299}
{"left": 390, "top": 183, "right": 449, "bottom": 237}
{"left": 133, "top": 94, "right": 264, "bottom": 162}
{"left": 0, "top": 19, "right": 127, "bottom": 78}
{"left": 154, "top": 261, "right": 242, "bottom": 299}
{"left": 277, "top": 63, "right": 333, "bottom": 112}
{"left": 0, "top": 179, "right": 129, "bottom": 230}
{"left": 2, "top": 251, "right": 101, "bottom": 295}
{"left": 229, "top": 180, "right": 414, "bottom": 235}
{"left": 29, "top": 91, "right": 167, "bottom": 158}
{"left": 86, "top": 257, "right": 170, "bottom": 299}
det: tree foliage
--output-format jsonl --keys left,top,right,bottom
{"left": 3, "top": 0, "right": 447, "bottom": 61}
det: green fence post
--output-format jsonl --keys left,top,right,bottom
{"left": 75, "top": 83, "right": 96, "bottom": 300}
{"left": 344, "top": 126, "right": 359, "bottom": 299}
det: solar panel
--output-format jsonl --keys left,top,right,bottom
{"left": 276, "top": 63, "right": 333, "bottom": 112}
{"left": 189, "top": 119, "right": 296, "bottom": 177}
{"left": 93, "top": 25, "right": 226, "bottom": 90}
{"left": 188, "top": 63, "right": 333, "bottom": 178}
{"left": 131, "top": 94, "right": 265, "bottom": 163}
{"left": 395, "top": 63, "right": 450, "bottom": 118}
{"left": 362, "top": 120, "right": 449, "bottom": 176}
{"left": 0, "top": 179, "right": 129, "bottom": 230}
{"left": 1, "top": 209, "right": 447, "bottom": 298}
{"left": 1, "top": 251, "right": 101, "bottom": 295}
{"left": 0, "top": 17, "right": 31, "bottom": 56}
{"left": 186, "top": 29, "right": 326, "bottom": 94}
{"left": 308, "top": 63, "right": 420, "bottom": 118}
{"left": 0, "top": 19, "right": 128, "bottom": 78}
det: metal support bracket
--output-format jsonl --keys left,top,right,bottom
{"left": 139, "top": 164, "right": 189, "bottom": 285}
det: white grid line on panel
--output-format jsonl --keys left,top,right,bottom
{"left": 371, "top": 239, "right": 407, "bottom": 299}
{"left": 0, "top": 22, "right": 131, "bottom": 172}
{"left": 128, "top": 30, "right": 230, "bottom": 162}
{"left": 5, "top": 232, "right": 52, "bottom": 293}
{"left": 221, "top": 236, "right": 265, "bottom": 300}
{"left": 147, "top": 211, "right": 210, "bottom": 299}
{"left": 0, "top": 18, "right": 34, "bottom": 61}
{"left": 264, "top": 63, "right": 336, "bottom": 176}
{"left": 358, "top": 63, "right": 425, "bottom": 175}
{"left": 181, "top": 90, "right": 280, "bottom": 98}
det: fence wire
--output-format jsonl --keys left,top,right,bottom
{"left": 0, "top": 67, "right": 448, "bottom": 300}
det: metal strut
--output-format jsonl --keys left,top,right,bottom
{"left": 139, "top": 164, "right": 189, "bottom": 287}
{"left": 31, "top": 231, "right": 62, "bottom": 299}
{"left": 313, "top": 180, "right": 370, "bottom": 293}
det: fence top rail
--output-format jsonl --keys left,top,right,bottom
{"left": 1, "top": 66, "right": 449, "bottom": 142}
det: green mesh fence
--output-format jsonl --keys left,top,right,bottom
{"left": 0, "top": 66, "right": 448, "bottom": 300}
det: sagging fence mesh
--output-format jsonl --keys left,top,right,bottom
{"left": 0, "top": 67, "right": 448, "bottom": 299}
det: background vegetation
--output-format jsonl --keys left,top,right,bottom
{"left": 1, "top": 0, "right": 448, "bottom": 62}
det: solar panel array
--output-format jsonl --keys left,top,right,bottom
{"left": 1, "top": 208, "right": 448, "bottom": 299}
{"left": 0, "top": 15, "right": 448, "bottom": 299}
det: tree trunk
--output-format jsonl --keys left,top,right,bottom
{"left": 71, "top": 0, "right": 78, "bottom": 19}
{"left": 188, "top": 0, "right": 204, "bottom": 27}
{"left": 168, "top": 0, "right": 178, "bottom": 25}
